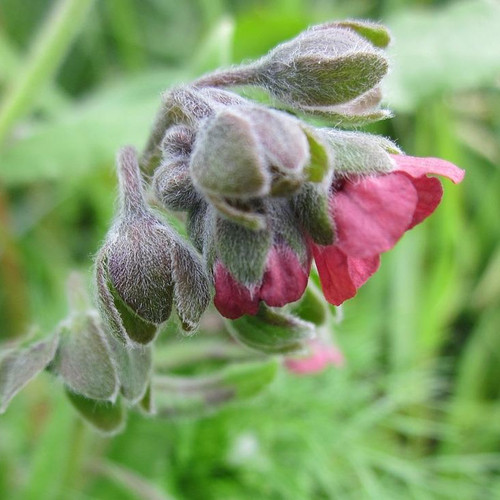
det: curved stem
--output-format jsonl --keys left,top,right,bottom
{"left": 192, "top": 65, "right": 259, "bottom": 89}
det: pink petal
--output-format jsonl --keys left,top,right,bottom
{"left": 407, "top": 175, "right": 443, "bottom": 229}
{"left": 333, "top": 172, "right": 418, "bottom": 258}
{"left": 391, "top": 155, "right": 465, "bottom": 184}
{"left": 260, "top": 246, "right": 310, "bottom": 307}
{"left": 285, "top": 340, "right": 345, "bottom": 375}
{"left": 213, "top": 262, "right": 259, "bottom": 319}
{"left": 312, "top": 245, "right": 380, "bottom": 305}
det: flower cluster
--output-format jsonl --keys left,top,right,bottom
{"left": 95, "top": 20, "right": 464, "bottom": 360}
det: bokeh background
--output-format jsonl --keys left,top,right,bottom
{"left": 1, "top": 0, "right": 500, "bottom": 498}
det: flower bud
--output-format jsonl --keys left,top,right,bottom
{"left": 191, "top": 105, "right": 310, "bottom": 199}
{"left": 254, "top": 25, "right": 388, "bottom": 108}
{"left": 153, "top": 157, "right": 201, "bottom": 211}
{"left": 211, "top": 201, "right": 312, "bottom": 319}
{"left": 96, "top": 146, "right": 211, "bottom": 345}
{"left": 51, "top": 274, "right": 119, "bottom": 402}
{"left": 160, "top": 124, "right": 196, "bottom": 159}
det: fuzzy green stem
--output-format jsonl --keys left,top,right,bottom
{"left": 192, "top": 65, "right": 259, "bottom": 89}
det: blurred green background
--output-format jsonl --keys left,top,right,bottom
{"left": 1, "top": 0, "right": 500, "bottom": 498}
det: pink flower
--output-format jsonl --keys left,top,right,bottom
{"left": 285, "top": 339, "right": 344, "bottom": 374}
{"left": 312, "top": 155, "right": 465, "bottom": 305}
{"left": 214, "top": 244, "right": 311, "bottom": 319}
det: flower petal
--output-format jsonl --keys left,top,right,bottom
{"left": 390, "top": 155, "right": 465, "bottom": 184}
{"left": 407, "top": 175, "right": 443, "bottom": 229}
{"left": 333, "top": 172, "right": 418, "bottom": 258}
{"left": 285, "top": 340, "right": 344, "bottom": 375}
{"left": 260, "top": 246, "right": 310, "bottom": 307}
{"left": 213, "top": 262, "right": 259, "bottom": 319}
{"left": 312, "top": 245, "right": 380, "bottom": 305}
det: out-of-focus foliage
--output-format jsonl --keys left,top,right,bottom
{"left": 1, "top": 0, "right": 499, "bottom": 499}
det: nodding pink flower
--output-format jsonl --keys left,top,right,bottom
{"left": 285, "top": 339, "right": 344, "bottom": 374}
{"left": 312, "top": 155, "right": 465, "bottom": 305}
{"left": 214, "top": 244, "right": 311, "bottom": 319}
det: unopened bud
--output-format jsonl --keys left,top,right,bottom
{"left": 51, "top": 274, "right": 119, "bottom": 401}
{"left": 153, "top": 158, "right": 201, "bottom": 211}
{"left": 254, "top": 25, "right": 388, "bottom": 108}
{"left": 96, "top": 146, "right": 211, "bottom": 345}
{"left": 190, "top": 105, "right": 310, "bottom": 209}
{"left": 160, "top": 125, "right": 196, "bottom": 159}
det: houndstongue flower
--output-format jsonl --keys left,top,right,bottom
{"left": 311, "top": 155, "right": 465, "bottom": 305}
{"left": 95, "top": 147, "right": 211, "bottom": 346}
{"left": 206, "top": 202, "right": 312, "bottom": 319}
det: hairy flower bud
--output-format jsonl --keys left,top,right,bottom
{"left": 189, "top": 105, "right": 312, "bottom": 228}
{"left": 207, "top": 201, "right": 312, "bottom": 319}
{"left": 160, "top": 124, "right": 196, "bottom": 160}
{"left": 96, "top": 146, "right": 212, "bottom": 345}
{"left": 253, "top": 24, "right": 388, "bottom": 108}
{"left": 51, "top": 274, "right": 119, "bottom": 402}
{"left": 153, "top": 157, "right": 201, "bottom": 211}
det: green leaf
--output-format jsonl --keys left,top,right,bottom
{"left": 66, "top": 390, "right": 126, "bottom": 435}
{"left": 0, "top": 69, "right": 186, "bottom": 186}
{"left": 0, "top": 333, "right": 59, "bottom": 414}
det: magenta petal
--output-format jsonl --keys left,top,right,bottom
{"left": 312, "top": 245, "right": 379, "bottom": 305}
{"left": 390, "top": 155, "right": 465, "bottom": 184}
{"left": 348, "top": 253, "right": 381, "bottom": 289}
{"left": 333, "top": 172, "right": 418, "bottom": 258}
{"left": 213, "top": 262, "right": 259, "bottom": 319}
{"left": 260, "top": 246, "right": 310, "bottom": 307}
{"left": 407, "top": 175, "right": 443, "bottom": 229}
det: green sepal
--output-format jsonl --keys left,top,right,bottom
{"left": 290, "top": 282, "right": 329, "bottom": 327}
{"left": 302, "top": 126, "right": 331, "bottom": 183}
{"left": 0, "top": 332, "right": 59, "bottom": 414}
{"left": 51, "top": 314, "right": 119, "bottom": 401}
{"left": 323, "top": 130, "right": 400, "bottom": 176}
{"left": 336, "top": 20, "right": 391, "bottom": 48}
{"left": 215, "top": 215, "right": 271, "bottom": 285}
{"left": 291, "top": 183, "right": 334, "bottom": 246}
{"left": 106, "top": 333, "right": 152, "bottom": 404}
{"left": 66, "top": 390, "right": 126, "bottom": 436}
{"left": 225, "top": 304, "right": 315, "bottom": 355}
